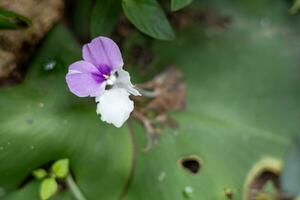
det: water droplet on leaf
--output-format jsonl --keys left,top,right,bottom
{"left": 183, "top": 186, "right": 193, "bottom": 198}
{"left": 43, "top": 60, "right": 57, "bottom": 71}
{"left": 158, "top": 171, "right": 166, "bottom": 182}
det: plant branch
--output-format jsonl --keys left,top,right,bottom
{"left": 66, "top": 174, "right": 87, "bottom": 200}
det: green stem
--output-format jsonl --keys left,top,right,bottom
{"left": 66, "top": 174, "right": 87, "bottom": 200}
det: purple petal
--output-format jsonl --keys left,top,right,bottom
{"left": 82, "top": 37, "right": 123, "bottom": 70}
{"left": 69, "top": 61, "right": 99, "bottom": 74}
{"left": 66, "top": 61, "right": 105, "bottom": 97}
{"left": 97, "top": 64, "right": 112, "bottom": 76}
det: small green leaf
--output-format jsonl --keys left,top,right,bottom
{"left": 51, "top": 159, "right": 69, "bottom": 179}
{"left": 171, "top": 0, "right": 193, "bottom": 11}
{"left": 90, "top": 0, "right": 121, "bottom": 37}
{"left": 122, "top": 0, "right": 175, "bottom": 40}
{"left": 281, "top": 138, "right": 300, "bottom": 197}
{"left": 290, "top": 0, "right": 300, "bottom": 14}
{"left": 0, "top": 9, "right": 32, "bottom": 29}
{"left": 40, "top": 178, "right": 58, "bottom": 200}
{"left": 32, "top": 169, "right": 47, "bottom": 180}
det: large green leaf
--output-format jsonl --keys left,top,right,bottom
{"left": 290, "top": 0, "right": 300, "bottom": 14}
{"left": 4, "top": 181, "right": 73, "bottom": 200}
{"left": 90, "top": 0, "right": 121, "bottom": 37}
{"left": 123, "top": 1, "right": 300, "bottom": 199}
{"left": 0, "top": 25, "right": 133, "bottom": 199}
{"left": 1, "top": 1, "right": 300, "bottom": 200}
{"left": 122, "top": 0, "right": 175, "bottom": 40}
{"left": 171, "top": 0, "right": 193, "bottom": 11}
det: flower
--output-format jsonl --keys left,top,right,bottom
{"left": 66, "top": 36, "right": 140, "bottom": 127}
{"left": 96, "top": 88, "right": 133, "bottom": 128}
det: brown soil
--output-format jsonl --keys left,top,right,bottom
{"left": 0, "top": 0, "right": 64, "bottom": 84}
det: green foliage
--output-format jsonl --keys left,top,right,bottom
{"left": 32, "top": 169, "right": 47, "bottom": 180}
{"left": 32, "top": 159, "right": 70, "bottom": 199}
{"left": 122, "top": 0, "right": 175, "bottom": 40}
{"left": 40, "top": 178, "right": 58, "bottom": 200}
{"left": 72, "top": 0, "right": 178, "bottom": 40}
{"left": 290, "top": 0, "right": 300, "bottom": 14}
{"left": 171, "top": 0, "right": 193, "bottom": 11}
{"left": 1, "top": 1, "right": 300, "bottom": 199}
{"left": 90, "top": 0, "right": 121, "bottom": 37}
{"left": 0, "top": 9, "right": 31, "bottom": 29}
{"left": 281, "top": 138, "right": 300, "bottom": 197}
{"left": 71, "top": 0, "right": 93, "bottom": 39}
{"left": 0, "top": 25, "right": 132, "bottom": 199}
{"left": 51, "top": 159, "right": 69, "bottom": 179}
{"left": 123, "top": 1, "right": 300, "bottom": 199}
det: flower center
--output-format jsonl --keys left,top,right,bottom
{"left": 105, "top": 73, "right": 117, "bottom": 85}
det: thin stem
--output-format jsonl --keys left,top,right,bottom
{"left": 136, "top": 88, "right": 157, "bottom": 98}
{"left": 66, "top": 174, "right": 87, "bottom": 200}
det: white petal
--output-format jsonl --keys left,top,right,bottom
{"left": 96, "top": 88, "right": 134, "bottom": 128}
{"left": 115, "top": 69, "right": 141, "bottom": 96}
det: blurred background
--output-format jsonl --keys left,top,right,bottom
{"left": 0, "top": 0, "right": 300, "bottom": 199}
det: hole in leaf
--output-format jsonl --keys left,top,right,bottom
{"left": 224, "top": 188, "right": 234, "bottom": 200}
{"left": 247, "top": 170, "right": 293, "bottom": 200}
{"left": 179, "top": 156, "right": 201, "bottom": 174}
{"left": 243, "top": 157, "right": 285, "bottom": 200}
{"left": 247, "top": 170, "right": 280, "bottom": 200}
